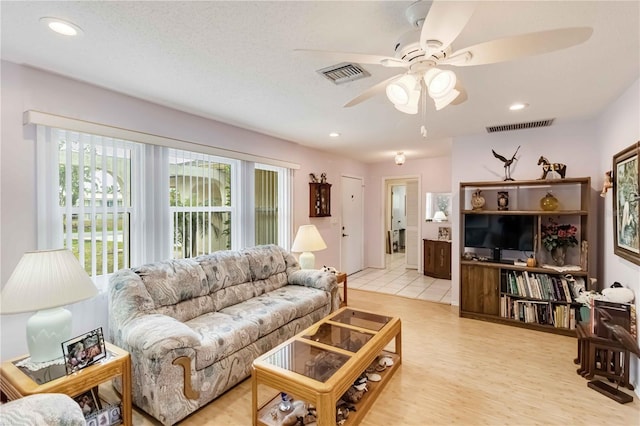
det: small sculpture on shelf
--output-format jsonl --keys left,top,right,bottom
{"left": 492, "top": 145, "right": 520, "bottom": 181}
{"left": 309, "top": 173, "right": 318, "bottom": 183}
{"left": 471, "top": 189, "right": 485, "bottom": 210}
{"left": 601, "top": 170, "right": 613, "bottom": 197}
{"left": 537, "top": 156, "right": 567, "bottom": 179}
{"left": 320, "top": 172, "right": 327, "bottom": 184}
{"left": 497, "top": 191, "right": 509, "bottom": 211}
{"left": 540, "top": 191, "right": 559, "bottom": 211}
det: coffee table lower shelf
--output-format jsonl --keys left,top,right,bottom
{"left": 256, "top": 351, "right": 400, "bottom": 426}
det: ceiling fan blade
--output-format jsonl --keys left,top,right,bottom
{"left": 446, "top": 27, "right": 593, "bottom": 67}
{"left": 420, "top": 1, "right": 477, "bottom": 54}
{"left": 343, "top": 74, "right": 404, "bottom": 108}
{"left": 294, "top": 49, "right": 408, "bottom": 68}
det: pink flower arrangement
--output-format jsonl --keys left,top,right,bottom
{"left": 541, "top": 217, "right": 578, "bottom": 251}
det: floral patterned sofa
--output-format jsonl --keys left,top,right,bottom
{"left": 0, "top": 393, "right": 86, "bottom": 425}
{"left": 108, "top": 244, "right": 339, "bottom": 425}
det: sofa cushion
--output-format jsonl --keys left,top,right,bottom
{"left": 195, "top": 250, "right": 251, "bottom": 292}
{"left": 134, "top": 258, "right": 207, "bottom": 307}
{"left": 219, "top": 294, "right": 298, "bottom": 338}
{"left": 253, "top": 271, "right": 289, "bottom": 296}
{"left": 265, "top": 285, "right": 331, "bottom": 318}
{"left": 186, "top": 312, "right": 260, "bottom": 370}
{"left": 243, "top": 245, "right": 287, "bottom": 280}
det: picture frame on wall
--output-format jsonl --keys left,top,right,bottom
{"left": 612, "top": 141, "right": 640, "bottom": 266}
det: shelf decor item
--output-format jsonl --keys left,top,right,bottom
{"left": 497, "top": 191, "right": 509, "bottom": 211}
{"left": 541, "top": 217, "right": 578, "bottom": 266}
{"left": 471, "top": 189, "right": 485, "bottom": 210}
{"left": 540, "top": 192, "right": 559, "bottom": 211}
{"left": 491, "top": 145, "right": 520, "bottom": 181}
{"left": 537, "top": 156, "right": 567, "bottom": 179}
{"left": 612, "top": 141, "right": 640, "bottom": 266}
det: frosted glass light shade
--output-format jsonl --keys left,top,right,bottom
{"left": 1, "top": 249, "right": 98, "bottom": 362}
{"left": 386, "top": 75, "right": 418, "bottom": 106}
{"left": 291, "top": 225, "right": 327, "bottom": 269}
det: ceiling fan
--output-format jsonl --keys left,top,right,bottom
{"left": 298, "top": 1, "right": 592, "bottom": 133}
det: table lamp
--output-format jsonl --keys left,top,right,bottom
{"left": 291, "top": 225, "right": 327, "bottom": 269}
{"left": 432, "top": 211, "right": 447, "bottom": 222}
{"left": 0, "top": 249, "right": 98, "bottom": 363}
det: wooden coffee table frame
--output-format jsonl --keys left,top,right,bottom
{"left": 0, "top": 342, "right": 132, "bottom": 426}
{"left": 252, "top": 307, "right": 402, "bottom": 426}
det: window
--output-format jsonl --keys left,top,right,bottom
{"left": 40, "top": 128, "right": 139, "bottom": 277}
{"left": 36, "top": 123, "right": 294, "bottom": 283}
{"left": 169, "top": 149, "right": 234, "bottom": 258}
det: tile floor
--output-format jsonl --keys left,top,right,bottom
{"left": 344, "top": 253, "right": 452, "bottom": 304}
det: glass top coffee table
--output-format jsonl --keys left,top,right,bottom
{"left": 252, "top": 307, "right": 401, "bottom": 426}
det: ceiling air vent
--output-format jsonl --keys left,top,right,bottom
{"left": 317, "top": 62, "right": 370, "bottom": 85}
{"left": 486, "top": 118, "right": 555, "bottom": 133}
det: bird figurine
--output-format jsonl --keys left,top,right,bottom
{"left": 492, "top": 145, "right": 521, "bottom": 181}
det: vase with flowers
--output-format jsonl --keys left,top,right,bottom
{"left": 541, "top": 217, "right": 578, "bottom": 266}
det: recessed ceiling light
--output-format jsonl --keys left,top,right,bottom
{"left": 509, "top": 102, "right": 528, "bottom": 111}
{"left": 329, "top": 132, "right": 341, "bottom": 138}
{"left": 40, "top": 17, "right": 83, "bottom": 37}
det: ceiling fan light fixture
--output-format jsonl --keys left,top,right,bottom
{"left": 424, "top": 68, "right": 457, "bottom": 99}
{"left": 386, "top": 75, "right": 418, "bottom": 106}
{"left": 433, "top": 88, "right": 461, "bottom": 111}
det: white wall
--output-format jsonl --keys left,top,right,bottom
{"left": 595, "top": 77, "right": 640, "bottom": 394}
{"left": 0, "top": 61, "right": 370, "bottom": 359}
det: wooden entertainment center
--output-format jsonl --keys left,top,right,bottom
{"left": 459, "top": 178, "right": 591, "bottom": 336}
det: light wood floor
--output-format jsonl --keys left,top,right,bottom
{"left": 128, "top": 289, "right": 640, "bottom": 425}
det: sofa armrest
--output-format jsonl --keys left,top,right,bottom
{"left": 0, "top": 393, "right": 85, "bottom": 426}
{"left": 288, "top": 269, "right": 337, "bottom": 292}
{"left": 122, "top": 314, "right": 201, "bottom": 359}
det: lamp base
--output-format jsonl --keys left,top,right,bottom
{"left": 27, "top": 307, "right": 72, "bottom": 363}
{"left": 298, "top": 252, "right": 316, "bottom": 269}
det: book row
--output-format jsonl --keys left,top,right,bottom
{"left": 500, "top": 296, "right": 577, "bottom": 329}
{"left": 501, "top": 270, "right": 580, "bottom": 303}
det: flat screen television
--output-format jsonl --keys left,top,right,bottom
{"left": 464, "top": 214, "right": 534, "bottom": 260}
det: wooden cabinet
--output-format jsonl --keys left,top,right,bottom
{"left": 423, "top": 239, "right": 451, "bottom": 279}
{"left": 309, "top": 183, "right": 331, "bottom": 217}
{"left": 460, "top": 264, "right": 500, "bottom": 316}
{"left": 459, "top": 178, "right": 591, "bottom": 336}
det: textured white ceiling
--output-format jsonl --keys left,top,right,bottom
{"left": 1, "top": 1, "right": 639, "bottom": 163}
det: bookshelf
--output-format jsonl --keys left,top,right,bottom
{"left": 459, "top": 178, "right": 591, "bottom": 336}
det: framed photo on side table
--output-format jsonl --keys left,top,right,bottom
{"left": 62, "top": 327, "right": 107, "bottom": 374}
{"left": 612, "top": 141, "right": 640, "bottom": 266}
{"left": 73, "top": 387, "right": 101, "bottom": 417}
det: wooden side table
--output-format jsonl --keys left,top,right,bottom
{"left": 336, "top": 272, "right": 347, "bottom": 307}
{"left": 0, "top": 342, "right": 132, "bottom": 426}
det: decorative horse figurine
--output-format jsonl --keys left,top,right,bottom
{"left": 537, "top": 156, "right": 567, "bottom": 179}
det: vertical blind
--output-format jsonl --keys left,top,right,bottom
{"left": 55, "top": 128, "right": 137, "bottom": 277}
{"left": 255, "top": 168, "right": 278, "bottom": 245}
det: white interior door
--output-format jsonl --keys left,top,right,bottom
{"left": 340, "top": 176, "right": 363, "bottom": 274}
{"left": 405, "top": 180, "right": 419, "bottom": 269}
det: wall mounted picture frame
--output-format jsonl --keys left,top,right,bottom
{"left": 438, "top": 226, "right": 452, "bottom": 241}
{"left": 612, "top": 141, "right": 640, "bottom": 266}
{"left": 62, "top": 327, "right": 107, "bottom": 375}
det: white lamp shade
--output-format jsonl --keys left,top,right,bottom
{"left": 433, "top": 211, "right": 448, "bottom": 221}
{"left": 1, "top": 249, "right": 98, "bottom": 314}
{"left": 291, "top": 225, "right": 327, "bottom": 269}
{"left": 424, "top": 68, "right": 457, "bottom": 98}
{"left": 291, "top": 225, "right": 327, "bottom": 253}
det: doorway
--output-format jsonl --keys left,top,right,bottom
{"left": 384, "top": 177, "right": 420, "bottom": 270}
